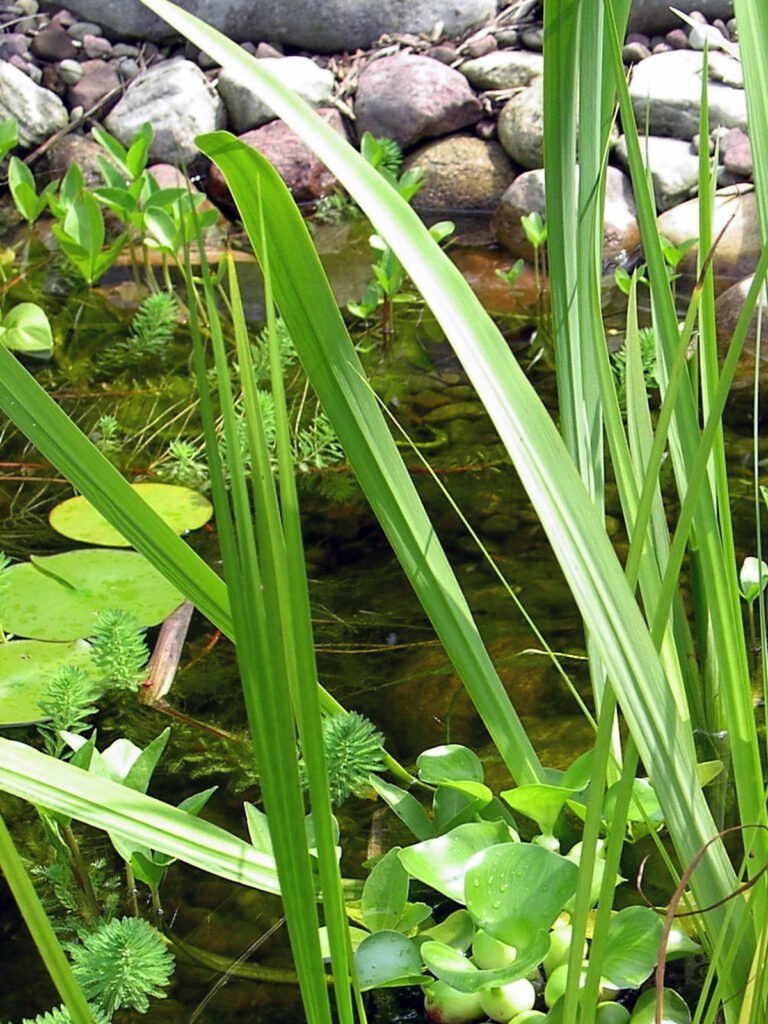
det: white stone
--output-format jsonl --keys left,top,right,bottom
{"left": 628, "top": 50, "right": 747, "bottom": 140}
{"left": 460, "top": 50, "right": 543, "bottom": 91}
{"left": 614, "top": 135, "right": 701, "bottom": 211}
{"left": 105, "top": 58, "right": 225, "bottom": 165}
{"left": 0, "top": 59, "right": 68, "bottom": 148}
{"left": 218, "top": 57, "right": 334, "bottom": 134}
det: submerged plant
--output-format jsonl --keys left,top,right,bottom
{"left": 156, "top": 438, "right": 208, "bottom": 487}
{"left": 20, "top": 1006, "right": 109, "bottom": 1024}
{"left": 68, "top": 915, "right": 174, "bottom": 1014}
{"left": 304, "top": 712, "right": 386, "bottom": 806}
{"left": 37, "top": 666, "right": 100, "bottom": 757}
{"left": 611, "top": 325, "right": 658, "bottom": 406}
{"left": 88, "top": 414, "right": 123, "bottom": 458}
{"left": 102, "top": 292, "right": 179, "bottom": 367}
{"left": 88, "top": 609, "right": 149, "bottom": 690}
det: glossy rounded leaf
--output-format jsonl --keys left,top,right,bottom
{"left": 2, "top": 549, "right": 184, "bottom": 640}
{"left": 398, "top": 820, "right": 511, "bottom": 903}
{"left": 501, "top": 784, "right": 573, "bottom": 835}
{"left": 415, "top": 909, "right": 475, "bottom": 953}
{"left": 628, "top": 988, "right": 692, "bottom": 1024}
{"left": 421, "top": 935, "right": 548, "bottom": 994}
{"left": 464, "top": 843, "right": 578, "bottom": 950}
{"left": 601, "top": 906, "right": 664, "bottom": 989}
{"left": 354, "top": 930, "right": 424, "bottom": 991}
{"left": 417, "top": 744, "right": 484, "bottom": 784}
{"left": 0, "top": 638, "right": 93, "bottom": 725}
{"left": 604, "top": 777, "right": 663, "bottom": 826}
{"left": 49, "top": 483, "right": 212, "bottom": 547}
{"left": 0, "top": 302, "right": 53, "bottom": 354}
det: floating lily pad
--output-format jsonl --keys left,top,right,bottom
{"left": 0, "top": 638, "right": 93, "bottom": 725}
{"left": 49, "top": 484, "right": 212, "bottom": 547}
{"left": 2, "top": 549, "right": 184, "bottom": 641}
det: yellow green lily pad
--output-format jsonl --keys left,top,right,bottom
{"left": 49, "top": 483, "right": 212, "bottom": 547}
{"left": 1, "top": 549, "right": 184, "bottom": 641}
{"left": 0, "top": 639, "right": 94, "bottom": 726}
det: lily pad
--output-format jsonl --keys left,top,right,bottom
{"left": 1, "top": 549, "right": 184, "bottom": 641}
{"left": 49, "top": 484, "right": 212, "bottom": 547}
{"left": 0, "top": 638, "right": 93, "bottom": 725}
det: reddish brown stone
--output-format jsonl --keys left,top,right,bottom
{"left": 207, "top": 107, "right": 347, "bottom": 207}
{"left": 353, "top": 53, "right": 482, "bottom": 150}
{"left": 67, "top": 60, "right": 121, "bottom": 112}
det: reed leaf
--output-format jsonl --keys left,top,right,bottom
{"left": 135, "top": 0, "right": 750, "bottom": 930}
{"left": 0, "top": 738, "right": 281, "bottom": 892}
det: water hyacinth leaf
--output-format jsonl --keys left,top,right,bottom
{"left": 0, "top": 639, "right": 94, "bottom": 725}
{"left": 319, "top": 925, "right": 369, "bottom": 958}
{"left": 420, "top": 935, "right": 549, "bottom": 993}
{"left": 361, "top": 847, "right": 409, "bottom": 932}
{"left": 369, "top": 775, "right": 436, "bottom": 841}
{"left": 414, "top": 909, "right": 475, "bottom": 952}
{"left": 432, "top": 786, "right": 494, "bottom": 835}
{"left": 397, "top": 902, "right": 432, "bottom": 933}
{"left": 739, "top": 556, "right": 768, "bottom": 604}
{"left": 500, "top": 784, "right": 574, "bottom": 835}
{"left": 354, "top": 930, "right": 424, "bottom": 990}
{"left": 2, "top": 549, "right": 184, "bottom": 641}
{"left": 417, "top": 744, "right": 484, "bottom": 784}
{"left": 0, "top": 302, "right": 53, "bottom": 354}
{"left": 49, "top": 484, "right": 213, "bottom": 547}
{"left": 666, "top": 922, "right": 700, "bottom": 960}
{"left": 600, "top": 906, "right": 664, "bottom": 989}
{"left": 628, "top": 987, "right": 692, "bottom": 1024}
{"left": 604, "top": 777, "right": 663, "bottom": 826}
{"left": 464, "top": 843, "right": 578, "bottom": 950}
{"left": 398, "top": 821, "right": 510, "bottom": 903}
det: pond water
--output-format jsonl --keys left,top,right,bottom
{"left": 0, "top": 206, "right": 764, "bottom": 1023}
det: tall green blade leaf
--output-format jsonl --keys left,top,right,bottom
{"left": 0, "top": 739, "right": 281, "bottom": 892}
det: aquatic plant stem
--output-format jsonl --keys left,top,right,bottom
{"left": 125, "top": 863, "right": 140, "bottom": 918}
{"left": 61, "top": 822, "right": 100, "bottom": 925}
{"left": 0, "top": 810, "right": 95, "bottom": 1024}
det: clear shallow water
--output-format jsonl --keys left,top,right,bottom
{"left": 0, "top": 218, "right": 765, "bottom": 1023}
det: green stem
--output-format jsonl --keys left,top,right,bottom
{"left": 125, "top": 863, "right": 140, "bottom": 918}
{"left": 61, "top": 823, "right": 100, "bottom": 925}
{"left": 0, "top": 811, "right": 94, "bottom": 1024}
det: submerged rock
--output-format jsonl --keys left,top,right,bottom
{"left": 105, "top": 58, "right": 225, "bottom": 165}
{"left": 354, "top": 53, "right": 482, "bottom": 151}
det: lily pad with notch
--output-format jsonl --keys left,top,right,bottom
{"left": 2, "top": 549, "right": 185, "bottom": 641}
{"left": 0, "top": 638, "right": 95, "bottom": 725}
{"left": 49, "top": 483, "right": 212, "bottom": 547}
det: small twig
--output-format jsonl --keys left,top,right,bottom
{"left": 23, "top": 86, "right": 125, "bottom": 168}
{"left": 139, "top": 599, "right": 195, "bottom": 705}
{"left": 653, "top": 824, "right": 768, "bottom": 1024}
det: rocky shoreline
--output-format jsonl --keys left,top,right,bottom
{"left": 0, "top": 0, "right": 764, "bottom": 397}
